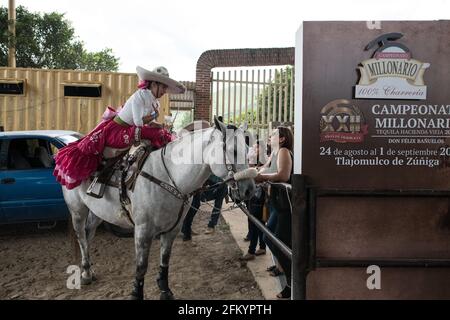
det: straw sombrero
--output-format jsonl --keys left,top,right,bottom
{"left": 136, "top": 66, "right": 186, "bottom": 94}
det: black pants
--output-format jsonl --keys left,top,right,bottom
{"left": 265, "top": 203, "right": 292, "bottom": 284}
{"left": 246, "top": 187, "right": 266, "bottom": 254}
{"left": 181, "top": 184, "right": 228, "bottom": 237}
{"left": 248, "top": 206, "right": 266, "bottom": 254}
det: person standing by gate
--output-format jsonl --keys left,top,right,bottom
{"left": 255, "top": 126, "right": 294, "bottom": 299}
{"left": 240, "top": 139, "right": 268, "bottom": 260}
{"left": 181, "top": 174, "right": 228, "bottom": 241}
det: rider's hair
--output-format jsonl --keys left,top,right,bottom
{"left": 277, "top": 126, "right": 294, "bottom": 152}
{"left": 143, "top": 81, "right": 163, "bottom": 90}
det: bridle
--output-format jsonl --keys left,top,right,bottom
{"left": 221, "top": 126, "right": 240, "bottom": 194}
{"left": 138, "top": 126, "right": 244, "bottom": 235}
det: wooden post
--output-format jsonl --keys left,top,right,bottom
{"left": 291, "top": 174, "right": 308, "bottom": 300}
{"left": 8, "top": 0, "right": 16, "bottom": 68}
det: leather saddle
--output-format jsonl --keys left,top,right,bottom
{"left": 86, "top": 142, "right": 153, "bottom": 199}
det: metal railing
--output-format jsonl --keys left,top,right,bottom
{"left": 237, "top": 202, "right": 292, "bottom": 260}
{"left": 235, "top": 182, "right": 294, "bottom": 299}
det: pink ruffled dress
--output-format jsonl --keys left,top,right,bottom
{"left": 54, "top": 95, "right": 174, "bottom": 189}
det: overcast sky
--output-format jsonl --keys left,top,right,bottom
{"left": 3, "top": 0, "right": 450, "bottom": 81}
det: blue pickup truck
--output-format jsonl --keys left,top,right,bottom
{"left": 0, "top": 130, "right": 83, "bottom": 224}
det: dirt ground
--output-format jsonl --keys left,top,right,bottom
{"left": 0, "top": 207, "right": 264, "bottom": 300}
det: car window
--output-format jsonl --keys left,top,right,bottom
{"left": 0, "top": 139, "right": 9, "bottom": 170}
{"left": 50, "top": 143, "right": 59, "bottom": 156}
{"left": 52, "top": 133, "right": 82, "bottom": 155}
{"left": 7, "top": 138, "right": 54, "bottom": 170}
{"left": 58, "top": 133, "right": 83, "bottom": 145}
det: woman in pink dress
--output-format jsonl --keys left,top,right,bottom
{"left": 53, "top": 66, "right": 185, "bottom": 190}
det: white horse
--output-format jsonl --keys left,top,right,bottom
{"left": 62, "top": 117, "right": 256, "bottom": 299}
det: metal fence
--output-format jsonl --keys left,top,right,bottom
{"left": 211, "top": 66, "right": 294, "bottom": 139}
{"left": 169, "top": 81, "right": 195, "bottom": 111}
{"left": 169, "top": 81, "right": 196, "bottom": 129}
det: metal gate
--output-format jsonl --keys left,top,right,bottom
{"left": 169, "top": 81, "right": 196, "bottom": 130}
{"left": 211, "top": 66, "right": 294, "bottom": 140}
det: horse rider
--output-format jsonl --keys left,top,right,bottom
{"left": 54, "top": 66, "right": 186, "bottom": 190}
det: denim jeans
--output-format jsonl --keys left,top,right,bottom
{"left": 266, "top": 204, "right": 278, "bottom": 233}
{"left": 204, "top": 184, "right": 227, "bottom": 228}
{"left": 248, "top": 218, "right": 266, "bottom": 254}
{"left": 263, "top": 204, "right": 279, "bottom": 264}
{"left": 181, "top": 183, "right": 228, "bottom": 236}
{"left": 247, "top": 187, "right": 266, "bottom": 254}
{"left": 181, "top": 193, "right": 201, "bottom": 238}
{"left": 264, "top": 202, "right": 292, "bottom": 284}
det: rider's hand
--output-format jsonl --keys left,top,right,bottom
{"left": 134, "top": 127, "right": 142, "bottom": 146}
{"left": 142, "top": 110, "right": 159, "bottom": 124}
{"left": 152, "top": 110, "right": 159, "bottom": 121}
{"left": 254, "top": 174, "right": 265, "bottom": 183}
{"left": 146, "top": 122, "right": 163, "bottom": 129}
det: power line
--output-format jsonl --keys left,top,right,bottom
{"left": 2, "top": 96, "right": 65, "bottom": 113}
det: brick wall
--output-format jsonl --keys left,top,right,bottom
{"left": 194, "top": 48, "right": 295, "bottom": 121}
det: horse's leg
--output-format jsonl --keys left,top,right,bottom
{"left": 69, "top": 207, "right": 94, "bottom": 285}
{"left": 86, "top": 211, "right": 103, "bottom": 244}
{"left": 130, "top": 223, "right": 152, "bottom": 300}
{"left": 84, "top": 211, "right": 103, "bottom": 281}
{"left": 157, "top": 228, "right": 179, "bottom": 300}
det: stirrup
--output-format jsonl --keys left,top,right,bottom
{"left": 87, "top": 177, "right": 106, "bottom": 198}
{"left": 120, "top": 194, "right": 131, "bottom": 206}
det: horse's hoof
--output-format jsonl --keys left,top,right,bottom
{"left": 80, "top": 277, "right": 93, "bottom": 285}
{"left": 129, "top": 293, "right": 144, "bottom": 300}
{"left": 160, "top": 291, "right": 175, "bottom": 300}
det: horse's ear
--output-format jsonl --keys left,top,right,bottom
{"left": 239, "top": 122, "right": 248, "bottom": 132}
{"left": 214, "top": 116, "right": 227, "bottom": 135}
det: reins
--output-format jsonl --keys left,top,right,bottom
{"left": 138, "top": 127, "right": 235, "bottom": 235}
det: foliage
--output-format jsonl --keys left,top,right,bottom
{"left": 229, "top": 67, "right": 293, "bottom": 126}
{"left": 173, "top": 110, "right": 193, "bottom": 130}
{"left": 256, "top": 66, "right": 293, "bottom": 123}
{"left": 0, "top": 6, "right": 119, "bottom": 71}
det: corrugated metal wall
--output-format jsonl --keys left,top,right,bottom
{"left": 0, "top": 67, "right": 169, "bottom": 134}
{"left": 169, "top": 81, "right": 195, "bottom": 111}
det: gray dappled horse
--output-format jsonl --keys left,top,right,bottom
{"left": 62, "top": 117, "right": 256, "bottom": 299}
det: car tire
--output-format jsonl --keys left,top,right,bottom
{"left": 103, "top": 222, "right": 134, "bottom": 238}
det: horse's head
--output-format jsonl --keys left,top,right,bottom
{"left": 203, "top": 117, "right": 256, "bottom": 202}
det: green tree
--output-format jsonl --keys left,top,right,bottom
{"left": 173, "top": 110, "right": 193, "bottom": 130}
{"left": 0, "top": 6, "right": 119, "bottom": 71}
{"left": 228, "top": 67, "right": 294, "bottom": 127}
{"left": 228, "top": 67, "right": 293, "bottom": 129}
{"left": 234, "top": 109, "right": 258, "bottom": 125}
{"left": 80, "top": 48, "right": 120, "bottom": 72}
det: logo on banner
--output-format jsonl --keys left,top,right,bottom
{"left": 355, "top": 33, "right": 430, "bottom": 100}
{"left": 320, "top": 99, "right": 368, "bottom": 143}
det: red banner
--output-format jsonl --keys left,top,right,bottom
{"left": 320, "top": 125, "right": 368, "bottom": 143}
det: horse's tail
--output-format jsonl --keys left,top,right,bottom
{"left": 67, "top": 216, "right": 80, "bottom": 262}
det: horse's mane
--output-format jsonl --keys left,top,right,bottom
{"left": 165, "top": 122, "right": 246, "bottom": 152}
{"left": 181, "top": 120, "right": 210, "bottom": 132}
{"left": 167, "top": 127, "right": 216, "bottom": 148}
